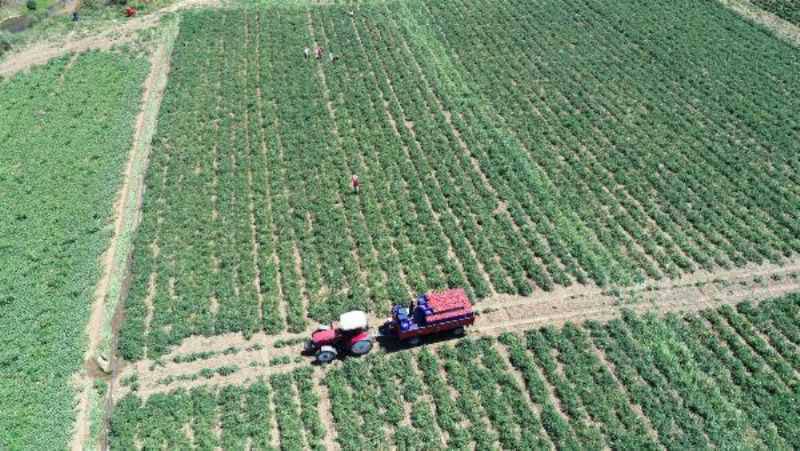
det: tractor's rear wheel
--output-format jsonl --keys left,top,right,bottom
{"left": 452, "top": 326, "right": 465, "bottom": 337}
{"left": 351, "top": 339, "right": 373, "bottom": 355}
{"left": 316, "top": 346, "right": 338, "bottom": 364}
{"left": 407, "top": 336, "right": 421, "bottom": 346}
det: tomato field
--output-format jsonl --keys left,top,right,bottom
{"left": 0, "top": 51, "right": 148, "bottom": 449}
{"left": 118, "top": 0, "right": 800, "bottom": 361}
{"left": 3, "top": 0, "right": 800, "bottom": 448}
{"left": 110, "top": 293, "right": 800, "bottom": 450}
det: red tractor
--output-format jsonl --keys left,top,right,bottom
{"left": 304, "top": 311, "right": 373, "bottom": 364}
{"left": 306, "top": 289, "right": 475, "bottom": 363}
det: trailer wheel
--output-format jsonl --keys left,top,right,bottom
{"left": 316, "top": 346, "right": 338, "bottom": 364}
{"left": 452, "top": 326, "right": 465, "bottom": 337}
{"left": 351, "top": 339, "right": 372, "bottom": 355}
{"left": 407, "top": 336, "right": 421, "bottom": 346}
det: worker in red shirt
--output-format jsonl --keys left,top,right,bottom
{"left": 315, "top": 46, "right": 324, "bottom": 60}
{"left": 351, "top": 174, "right": 360, "bottom": 194}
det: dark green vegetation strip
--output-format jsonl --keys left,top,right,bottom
{"left": 751, "top": 0, "right": 800, "bottom": 25}
{"left": 109, "top": 294, "right": 800, "bottom": 450}
{"left": 119, "top": 0, "right": 800, "bottom": 360}
{"left": 0, "top": 51, "right": 148, "bottom": 449}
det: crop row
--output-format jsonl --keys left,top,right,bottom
{"left": 327, "top": 293, "right": 800, "bottom": 450}
{"left": 121, "top": 0, "right": 800, "bottom": 360}
{"left": 418, "top": 0, "right": 800, "bottom": 278}
{"left": 110, "top": 367, "right": 323, "bottom": 450}
{"left": 111, "top": 293, "right": 800, "bottom": 449}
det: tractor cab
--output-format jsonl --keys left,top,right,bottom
{"left": 305, "top": 311, "right": 372, "bottom": 363}
{"left": 338, "top": 310, "right": 369, "bottom": 333}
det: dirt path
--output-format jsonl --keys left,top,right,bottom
{"left": 0, "top": 0, "right": 219, "bottom": 77}
{"left": 474, "top": 258, "right": 800, "bottom": 334}
{"left": 115, "top": 258, "right": 800, "bottom": 401}
{"left": 719, "top": 0, "right": 800, "bottom": 47}
{"left": 69, "top": 16, "right": 179, "bottom": 451}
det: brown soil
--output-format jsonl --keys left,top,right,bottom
{"left": 312, "top": 370, "right": 339, "bottom": 451}
{"left": 71, "top": 16, "right": 178, "bottom": 449}
{"left": 115, "top": 258, "right": 800, "bottom": 403}
{"left": 473, "top": 259, "right": 800, "bottom": 336}
{"left": 0, "top": 0, "right": 220, "bottom": 77}
{"left": 719, "top": 0, "right": 800, "bottom": 47}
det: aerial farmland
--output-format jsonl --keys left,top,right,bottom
{"left": 1, "top": 0, "right": 800, "bottom": 449}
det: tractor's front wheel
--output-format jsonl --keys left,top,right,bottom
{"left": 351, "top": 339, "right": 373, "bottom": 355}
{"left": 407, "top": 336, "right": 421, "bottom": 346}
{"left": 316, "top": 346, "right": 338, "bottom": 364}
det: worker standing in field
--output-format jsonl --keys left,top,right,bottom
{"left": 315, "top": 45, "right": 324, "bottom": 60}
{"left": 351, "top": 174, "right": 360, "bottom": 194}
{"left": 329, "top": 52, "right": 338, "bottom": 64}
{"left": 304, "top": 47, "right": 310, "bottom": 59}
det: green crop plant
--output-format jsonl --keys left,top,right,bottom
{"left": 109, "top": 294, "right": 800, "bottom": 450}
{"left": 0, "top": 51, "right": 148, "bottom": 449}
{"left": 117, "top": 0, "right": 800, "bottom": 362}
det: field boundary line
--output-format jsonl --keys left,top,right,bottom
{"left": 0, "top": 0, "right": 219, "bottom": 77}
{"left": 70, "top": 17, "right": 179, "bottom": 451}
{"left": 718, "top": 0, "right": 800, "bottom": 47}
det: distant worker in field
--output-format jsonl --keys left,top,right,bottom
{"left": 72, "top": 11, "right": 79, "bottom": 21}
{"left": 315, "top": 45, "right": 324, "bottom": 60}
{"left": 351, "top": 174, "right": 360, "bottom": 194}
{"left": 304, "top": 47, "right": 310, "bottom": 59}
{"left": 329, "top": 52, "right": 338, "bottom": 64}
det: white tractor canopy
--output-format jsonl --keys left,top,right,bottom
{"left": 339, "top": 310, "right": 368, "bottom": 331}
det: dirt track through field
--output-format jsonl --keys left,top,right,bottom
{"left": 719, "top": 0, "right": 800, "bottom": 47}
{"left": 0, "top": 0, "right": 219, "bottom": 77}
{"left": 115, "top": 258, "right": 800, "bottom": 401}
{"left": 69, "top": 16, "right": 179, "bottom": 451}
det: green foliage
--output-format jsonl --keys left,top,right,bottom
{"left": 751, "top": 0, "right": 800, "bottom": 25}
{"left": 0, "top": 51, "right": 148, "bottom": 449}
{"left": 121, "top": 0, "right": 800, "bottom": 361}
{"left": 173, "top": 350, "right": 218, "bottom": 363}
{"left": 110, "top": 294, "right": 800, "bottom": 449}
{"left": 274, "top": 337, "right": 307, "bottom": 348}
{"left": 25, "top": 0, "right": 36, "bottom": 10}
{"left": 270, "top": 355, "right": 292, "bottom": 366}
